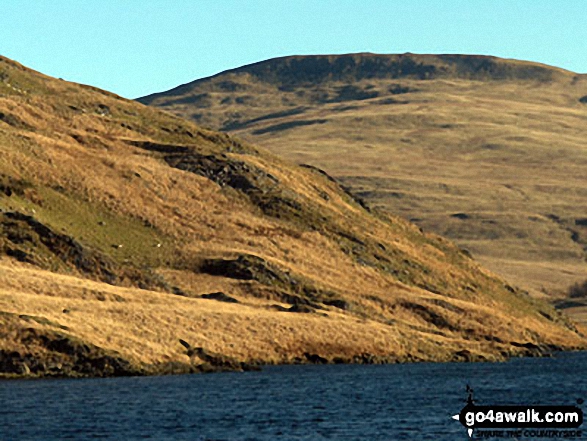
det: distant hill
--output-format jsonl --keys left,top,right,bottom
{"left": 0, "top": 55, "right": 584, "bottom": 378}
{"left": 140, "top": 53, "right": 570, "bottom": 107}
{"left": 139, "top": 53, "right": 587, "bottom": 322}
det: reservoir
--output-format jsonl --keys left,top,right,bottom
{"left": 1, "top": 352, "right": 586, "bottom": 440}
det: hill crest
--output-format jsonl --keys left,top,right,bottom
{"left": 139, "top": 53, "right": 578, "bottom": 105}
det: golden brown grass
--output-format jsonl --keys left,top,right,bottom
{"left": 1, "top": 55, "right": 585, "bottom": 375}
{"left": 2, "top": 257, "right": 582, "bottom": 368}
{"left": 142, "top": 54, "right": 587, "bottom": 317}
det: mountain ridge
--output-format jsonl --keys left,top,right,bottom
{"left": 139, "top": 53, "right": 580, "bottom": 105}
{"left": 1, "top": 54, "right": 585, "bottom": 378}
{"left": 139, "top": 52, "right": 587, "bottom": 321}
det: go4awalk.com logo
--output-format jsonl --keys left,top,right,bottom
{"left": 452, "top": 386, "right": 584, "bottom": 438}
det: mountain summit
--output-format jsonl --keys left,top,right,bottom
{"left": 1, "top": 55, "right": 584, "bottom": 378}
{"left": 139, "top": 53, "right": 572, "bottom": 105}
{"left": 139, "top": 53, "right": 587, "bottom": 312}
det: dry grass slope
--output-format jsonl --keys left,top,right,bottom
{"left": 140, "top": 53, "right": 587, "bottom": 319}
{"left": 0, "top": 55, "right": 585, "bottom": 378}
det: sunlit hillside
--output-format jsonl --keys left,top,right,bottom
{"left": 1, "top": 55, "right": 585, "bottom": 378}
{"left": 140, "top": 53, "right": 587, "bottom": 319}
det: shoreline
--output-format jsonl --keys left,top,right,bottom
{"left": 3, "top": 345, "right": 584, "bottom": 381}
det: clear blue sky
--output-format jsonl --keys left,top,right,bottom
{"left": 2, "top": 0, "right": 586, "bottom": 99}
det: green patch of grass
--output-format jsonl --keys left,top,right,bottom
{"left": 1, "top": 186, "right": 175, "bottom": 269}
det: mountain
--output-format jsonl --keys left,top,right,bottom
{"left": 0, "top": 55, "right": 584, "bottom": 378}
{"left": 139, "top": 53, "right": 587, "bottom": 321}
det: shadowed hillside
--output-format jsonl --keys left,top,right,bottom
{"left": 0, "top": 55, "right": 585, "bottom": 378}
{"left": 140, "top": 53, "right": 587, "bottom": 318}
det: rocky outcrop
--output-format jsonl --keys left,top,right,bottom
{"left": 200, "top": 253, "right": 348, "bottom": 310}
{"left": 0, "top": 174, "right": 30, "bottom": 197}
{"left": 177, "top": 339, "right": 258, "bottom": 373}
{"left": 201, "top": 291, "right": 239, "bottom": 303}
{"left": 0, "top": 328, "right": 141, "bottom": 378}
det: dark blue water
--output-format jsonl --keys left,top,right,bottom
{"left": 1, "top": 352, "right": 586, "bottom": 440}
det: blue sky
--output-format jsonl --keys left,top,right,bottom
{"left": 2, "top": 0, "right": 586, "bottom": 98}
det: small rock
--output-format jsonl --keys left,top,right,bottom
{"left": 288, "top": 304, "right": 314, "bottom": 313}
{"left": 304, "top": 353, "right": 329, "bottom": 364}
{"left": 201, "top": 292, "right": 239, "bottom": 303}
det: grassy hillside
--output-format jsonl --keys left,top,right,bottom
{"left": 0, "top": 55, "right": 585, "bottom": 378}
{"left": 140, "top": 53, "right": 587, "bottom": 316}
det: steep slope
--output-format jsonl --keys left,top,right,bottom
{"left": 0, "top": 56, "right": 584, "bottom": 378}
{"left": 139, "top": 53, "right": 587, "bottom": 308}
